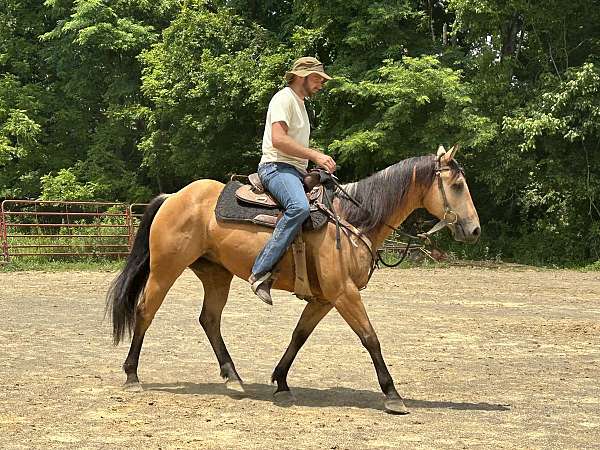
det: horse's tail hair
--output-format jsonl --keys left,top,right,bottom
{"left": 106, "top": 194, "right": 170, "bottom": 345}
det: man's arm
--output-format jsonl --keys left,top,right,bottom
{"left": 272, "top": 121, "right": 336, "bottom": 173}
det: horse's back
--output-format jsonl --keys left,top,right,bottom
{"left": 178, "top": 178, "right": 225, "bottom": 203}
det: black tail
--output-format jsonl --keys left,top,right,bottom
{"left": 106, "top": 194, "right": 169, "bottom": 345}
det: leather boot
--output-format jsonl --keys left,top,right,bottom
{"left": 249, "top": 272, "right": 274, "bottom": 305}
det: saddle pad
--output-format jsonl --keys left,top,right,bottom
{"left": 215, "top": 180, "right": 329, "bottom": 231}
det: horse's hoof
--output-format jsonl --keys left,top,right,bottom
{"left": 273, "top": 390, "right": 296, "bottom": 404}
{"left": 225, "top": 379, "right": 245, "bottom": 393}
{"left": 123, "top": 382, "right": 143, "bottom": 392}
{"left": 384, "top": 399, "right": 409, "bottom": 415}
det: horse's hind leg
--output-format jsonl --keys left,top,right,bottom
{"left": 123, "top": 268, "right": 183, "bottom": 389}
{"left": 272, "top": 300, "right": 333, "bottom": 397}
{"left": 190, "top": 260, "right": 244, "bottom": 391}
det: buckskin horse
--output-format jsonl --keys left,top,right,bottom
{"left": 106, "top": 145, "right": 480, "bottom": 414}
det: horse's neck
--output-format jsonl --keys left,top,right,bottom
{"left": 334, "top": 161, "right": 429, "bottom": 249}
{"left": 366, "top": 180, "right": 424, "bottom": 249}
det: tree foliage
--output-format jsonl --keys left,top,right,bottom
{"left": 0, "top": 0, "right": 598, "bottom": 265}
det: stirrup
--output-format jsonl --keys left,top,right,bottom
{"left": 249, "top": 272, "right": 273, "bottom": 305}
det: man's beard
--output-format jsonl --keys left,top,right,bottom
{"left": 302, "top": 78, "right": 315, "bottom": 97}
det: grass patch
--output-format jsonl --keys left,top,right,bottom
{"left": 0, "top": 258, "right": 124, "bottom": 272}
{"left": 577, "top": 260, "right": 600, "bottom": 272}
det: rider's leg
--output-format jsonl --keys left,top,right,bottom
{"left": 250, "top": 163, "right": 309, "bottom": 304}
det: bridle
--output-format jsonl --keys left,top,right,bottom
{"left": 424, "top": 156, "right": 463, "bottom": 236}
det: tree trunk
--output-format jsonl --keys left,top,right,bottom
{"left": 501, "top": 14, "right": 523, "bottom": 59}
{"left": 443, "top": 22, "right": 448, "bottom": 46}
{"left": 428, "top": 0, "right": 435, "bottom": 42}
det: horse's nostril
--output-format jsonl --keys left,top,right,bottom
{"left": 472, "top": 226, "right": 481, "bottom": 237}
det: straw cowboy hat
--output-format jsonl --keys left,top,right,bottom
{"left": 285, "top": 57, "right": 332, "bottom": 82}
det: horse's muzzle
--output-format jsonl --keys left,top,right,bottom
{"left": 451, "top": 220, "right": 481, "bottom": 244}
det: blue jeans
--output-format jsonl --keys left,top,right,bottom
{"left": 251, "top": 162, "right": 310, "bottom": 278}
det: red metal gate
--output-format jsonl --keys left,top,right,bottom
{"left": 0, "top": 200, "right": 147, "bottom": 262}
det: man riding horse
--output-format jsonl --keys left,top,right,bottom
{"left": 107, "top": 55, "right": 481, "bottom": 414}
{"left": 249, "top": 57, "right": 337, "bottom": 305}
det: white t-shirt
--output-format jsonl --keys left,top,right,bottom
{"left": 260, "top": 87, "right": 310, "bottom": 172}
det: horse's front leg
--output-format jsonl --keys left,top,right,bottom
{"left": 334, "top": 288, "right": 408, "bottom": 414}
{"left": 271, "top": 300, "right": 333, "bottom": 398}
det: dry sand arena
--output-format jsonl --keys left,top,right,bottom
{"left": 1, "top": 266, "right": 599, "bottom": 449}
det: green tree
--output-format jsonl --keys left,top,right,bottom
{"left": 139, "top": 1, "right": 294, "bottom": 190}
{"left": 0, "top": 0, "right": 57, "bottom": 197}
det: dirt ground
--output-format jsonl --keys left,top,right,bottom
{"left": 1, "top": 266, "right": 599, "bottom": 449}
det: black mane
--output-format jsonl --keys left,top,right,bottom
{"left": 337, "top": 155, "right": 461, "bottom": 232}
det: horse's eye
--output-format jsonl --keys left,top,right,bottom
{"left": 451, "top": 182, "right": 464, "bottom": 192}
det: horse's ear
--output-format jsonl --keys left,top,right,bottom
{"left": 437, "top": 145, "right": 446, "bottom": 158}
{"left": 448, "top": 143, "right": 460, "bottom": 159}
{"left": 441, "top": 143, "right": 460, "bottom": 164}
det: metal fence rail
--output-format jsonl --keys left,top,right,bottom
{"left": 0, "top": 200, "right": 148, "bottom": 262}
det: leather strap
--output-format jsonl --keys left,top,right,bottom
{"left": 292, "top": 233, "right": 314, "bottom": 300}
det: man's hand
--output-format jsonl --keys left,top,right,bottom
{"left": 312, "top": 150, "right": 336, "bottom": 173}
{"left": 272, "top": 123, "right": 337, "bottom": 173}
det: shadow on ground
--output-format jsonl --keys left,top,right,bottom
{"left": 143, "top": 381, "right": 511, "bottom": 413}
